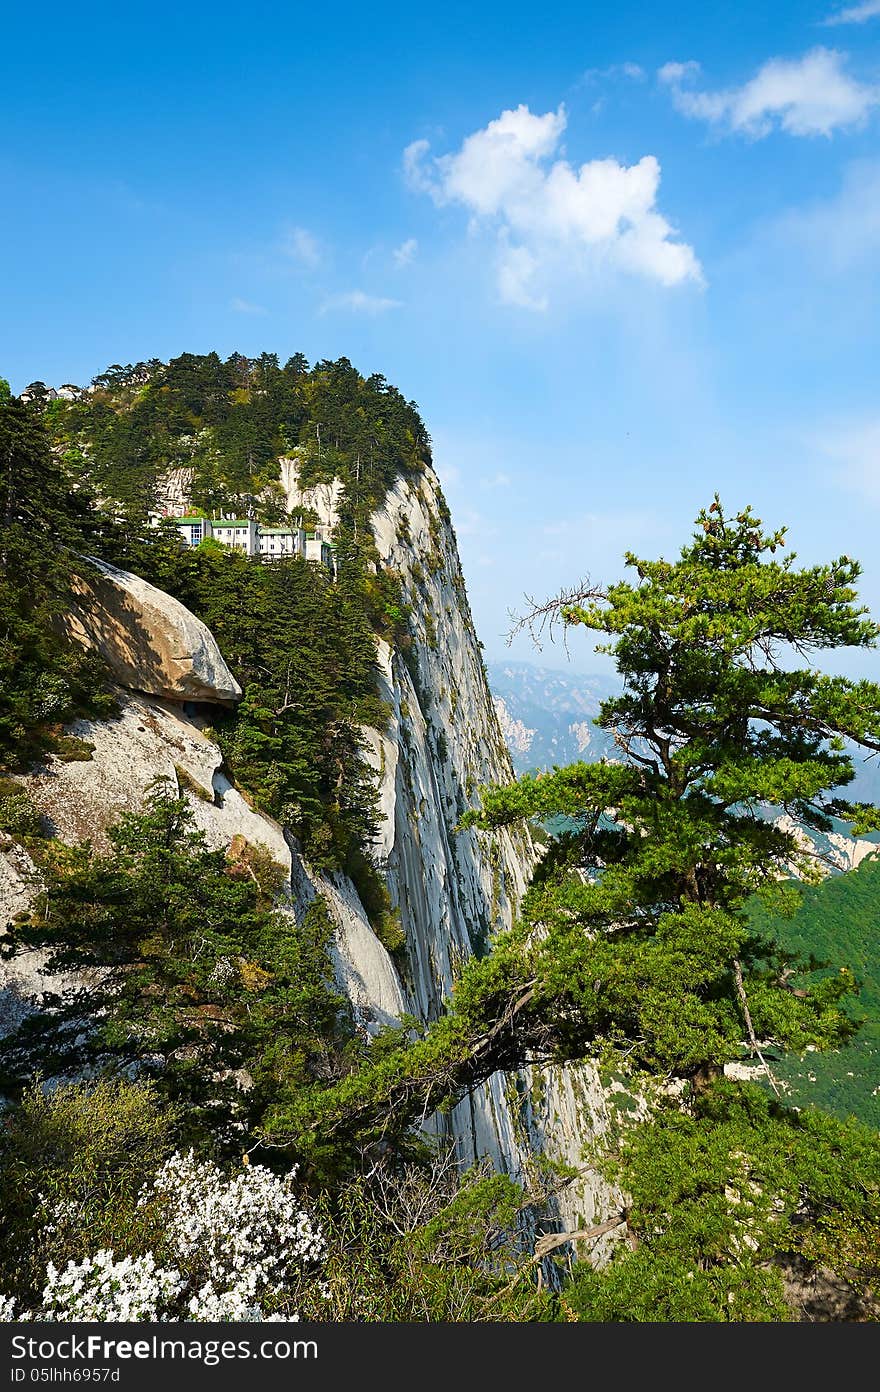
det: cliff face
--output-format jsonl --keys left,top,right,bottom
{"left": 282, "top": 460, "right": 623, "bottom": 1233}
{"left": 3, "top": 691, "right": 407, "bottom": 1045}
{"left": 0, "top": 456, "right": 623, "bottom": 1241}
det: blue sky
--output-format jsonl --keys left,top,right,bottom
{"left": 3, "top": 1, "right": 880, "bottom": 676}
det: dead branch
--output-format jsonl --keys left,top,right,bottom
{"left": 485, "top": 1213, "right": 627, "bottom": 1309}
{"left": 733, "top": 956, "right": 781, "bottom": 1098}
{"left": 506, "top": 578, "right": 608, "bottom": 654}
{"left": 532, "top": 1213, "right": 627, "bottom": 1261}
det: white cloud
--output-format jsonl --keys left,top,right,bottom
{"left": 319, "top": 290, "right": 403, "bottom": 315}
{"left": 230, "top": 297, "right": 268, "bottom": 315}
{"left": 581, "top": 62, "right": 646, "bottom": 84}
{"left": 657, "top": 60, "right": 701, "bottom": 85}
{"left": 481, "top": 470, "right": 512, "bottom": 488}
{"left": 393, "top": 237, "right": 418, "bottom": 266}
{"left": 661, "top": 47, "right": 878, "bottom": 137}
{"left": 402, "top": 139, "right": 434, "bottom": 193}
{"left": 823, "top": 0, "right": 880, "bottom": 25}
{"left": 281, "top": 226, "right": 322, "bottom": 268}
{"left": 403, "top": 103, "right": 702, "bottom": 307}
{"left": 411, "top": 105, "right": 566, "bottom": 216}
{"left": 497, "top": 242, "right": 548, "bottom": 310}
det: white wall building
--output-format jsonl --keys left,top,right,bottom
{"left": 208, "top": 519, "right": 259, "bottom": 554}
{"left": 303, "top": 526, "right": 334, "bottom": 569}
{"left": 171, "top": 515, "right": 335, "bottom": 572}
{"left": 258, "top": 527, "right": 302, "bottom": 559}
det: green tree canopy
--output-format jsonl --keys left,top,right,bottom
{"left": 285, "top": 499, "right": 880, "bottom": 1156}
{"left": 48, "top": 352, "right": 431, "bottom": 528}
{"left": 0, "top": 391, "right": 116, "bottom": 768}
{"left": 0, "top": 781, "right": 357, "bottom": 1142}
{"left": 564, "top": 1079, "right": 880, "bottom": 1321}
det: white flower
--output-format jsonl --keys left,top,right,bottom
{"left": 140, "top": 1150, "right": 325, "bottom": 1312}
{"left": 4, "top": 1150, "right": 325, "bottom": 1324}
{"left": 39, "top": 1250, "right": 184, "bottom": 1322}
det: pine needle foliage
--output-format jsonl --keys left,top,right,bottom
{"left": 0, "top": 782, "right": 358, "bottom": 1140}
{"left": 287, "top": 500, "right": 880, "bottom": 1155}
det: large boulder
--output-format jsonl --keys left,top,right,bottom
{"left": 63, "top": 558, "right": 242, "bottom": 705}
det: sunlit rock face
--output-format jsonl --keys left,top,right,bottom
{"left": 1, "top": 461, "right": 626, "bottom": 1244}
{"left": 63, "top": 559, "right": 243, "bottom": 705}
{"left": 363, "top": 464, "right": 623, "bottom": 1238}
{"left": 2, "top": 690, "right": 405, "bottom": 1048}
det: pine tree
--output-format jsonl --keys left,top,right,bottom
{"left": 291, "top": 500, "right": 880, "bottom": 1147}
{"left": 0, "top": 392, "right": 114, "bottom": 768}
{"left": 0, "top": 781, "right": 356, "bottom": 1137}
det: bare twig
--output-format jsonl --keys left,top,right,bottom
{"left": 485, "top": 1214, "right": 627, "bottom": 1309}
{"left": 506, "top": 578, "right": 607, "bottom": 654}
{"left": 733, "top": 957, "right": 781, "bottom": 1097}
{"left": 532, "top": 1214, "right": 626, "bottom": 1261}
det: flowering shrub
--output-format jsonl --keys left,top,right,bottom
{"left": 41, "top": 1251, "right": 184, "bottom": 1322}
{"left": 0, "top": 1151, "right": 325, "bottom": 1322}
{"left": 185, "top": 1283, "right": 288, "bottom": 1322}
{"left": 143, "top": 1150, "right": 326, "bottom": 1315}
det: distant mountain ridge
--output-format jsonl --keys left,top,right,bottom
{"left": 487, "top": 658, "right": 880, "bottom": 811}
{"left": 486, "top": 659, "right": 620, "bottom": 774}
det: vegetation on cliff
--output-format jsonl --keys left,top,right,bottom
{"left": 277, "top": 499, "right": 880, "bottom": 1316}
{"left": 746, "top": 856, "right": 880, "bottom": 1127}
{"left": 43, "top": 351, "right": 430, "bottom": 536}
{"left": 0, "top": 781, "right": 359, "bottom": 1139}
{"left": 289, "top": 501, "right": 880, "bottom": 1136}
{"left": 116, "top": 525, "right": 388, "bottom": 870}
{"left": 0, "top": 382, "right": 118, "bottom": 771}
{"left": 2, "top": 362, "right": 879, "bottom": 1321}
{"left": 0, "top": 365, "right": 413, "bottom": 879}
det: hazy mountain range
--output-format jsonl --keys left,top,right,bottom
{"left": 487, "top": 659, "right": 880, "bottom": 810}
{"left": 486, "top": 660, "right": 620, "bottom": 774}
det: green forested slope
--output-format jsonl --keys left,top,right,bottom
{"left": 3, "top": 376, "right": 880, "bottom": 1321}
{"left": 0, "top": 369, "right": 408, "bottom": 1158}
{"left": 42, "top": 351, "right": 430, "bottom": 529}
{"left": 748, "top": 856, "right": 880, "bottom": 1127}
{"left": 1, "top": 359, "right": 424, "bottom": 926}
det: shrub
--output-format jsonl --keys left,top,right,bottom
{"left": 0, "top": 1106, "right": 326, "bottom": 1322}
{"left": 0, "top": 783, "right": 43, "bottom": 837}
{"left": 0, "top": 1079, "right": 178, "bottom": 1306}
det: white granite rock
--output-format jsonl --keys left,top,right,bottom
{"left": 63, "top": 559, "right": 242, "bottom": 705}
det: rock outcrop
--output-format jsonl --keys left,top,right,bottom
{"left": 771, "top": 811, "right": 878, "bottom": 875}
{"left": 278, "top": 455, "right": 344, "bottom": 531}
{"left": 63, "top": 559, "right": 242, "bottom": 705}
{"left": 493, "top": 695, "right": 537, "bottom": 757}
{"left": 301, "top": 459, "right": 625, "bottom": 1241}
{"left": 9, "top": 690, "right": 404, "bottom": 1038}
{"left": 3, "top": 459, "right": 625, "bottom": 1251}
{"left": 0, "top": 839, "right": 55, "bottom": 1037}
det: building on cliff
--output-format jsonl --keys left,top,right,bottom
{"left": 171, "top": 515, "right": 336, "bottom": 570}
{"left": 19, "top": 381, "right": 82, "bottom": 403}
